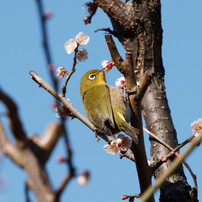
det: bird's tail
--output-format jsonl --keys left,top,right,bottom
{"left": 122, "top": 123, "right": 139, "bottom": 144}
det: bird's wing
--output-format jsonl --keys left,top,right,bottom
{"left": 83, "top": 84, "right": 115, "bottom": 135}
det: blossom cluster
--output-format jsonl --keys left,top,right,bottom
{"left": 55, "top": 32, "right": 89, "bottom": 79}
{"left": 64, "top": 32, "right": 89, "bottom": 58}
{"left": 103, "top": 134, "right": 131, "bottom": 155}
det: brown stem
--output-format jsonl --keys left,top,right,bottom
{"left": 55, "top": 169, "right": 75, "bottom": 201}
{"left": 61, "top": 50, "right": 77, "bottom": 96}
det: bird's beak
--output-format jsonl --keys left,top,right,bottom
{"left": 94, "top": 68, "right": 105, "bottom": 76}
{"left": 99, "top": 68, "right": 105, "bottom": 73}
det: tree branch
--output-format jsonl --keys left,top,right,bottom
{"left": 29, "top": 122, "right": 63, "bottom": 163}
{"left": 29, "top": 71, "right": 114, "bottom": 143}
{"left": 0, "top": 89, "right": 27, "bottom": 148}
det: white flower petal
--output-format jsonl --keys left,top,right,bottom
{"left": 75, "top": 32, "right": 90, "bottom": 45}
{"left": 64, "top": 39, "right": 77, "bottom": 54}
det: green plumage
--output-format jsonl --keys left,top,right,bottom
{"left": 80, "top": 69, "right": 139, "bottom": 144}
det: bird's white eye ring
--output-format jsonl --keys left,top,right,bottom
{"left": 88, "top": 74, "right": 95, "bottom": 80}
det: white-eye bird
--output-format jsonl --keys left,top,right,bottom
{"left": 80, "top": 69, "right": 139, "bottom": 143}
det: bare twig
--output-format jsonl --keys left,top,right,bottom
{"left": 95, "top": 28, "right": 117, "bottom": 37}
{"left": 55, "top": 166, "right": 75, "bottom": 200}
{"left": 61, "top": 50, "right": 77, "bottom": 96}
{"left": 35, "top": 0, "right": 57, "bottom": 88}
{"left": 144, "top": 127, "right": 197, "bottom": 191}
{"left": 84, "top": 3, "right": 98, "bottom": 24}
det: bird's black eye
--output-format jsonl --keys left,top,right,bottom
{"left": 88, "top": 74, "right": 95, "bottom": 80}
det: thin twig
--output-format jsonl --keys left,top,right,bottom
{"left": 144, "top": 127, "right": 197, "bottom": 190}
{"left": 84, "top": 4, "right": 98, "bottom": 24}
{"left": 55, "top": 168, "right": 75, "bottom": 200}
{"left": 61, "top": 50, "right": 77, "bottom": 96}
{"left": 95, "top": 28, "right": 118, "bottom": 37}
{"left": 36, "top": 0, "right": 57, "bottom": 88}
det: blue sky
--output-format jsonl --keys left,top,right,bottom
{"left": 0, "top": 1, "right": 202, "bottom": 201}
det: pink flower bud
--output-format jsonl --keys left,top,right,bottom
{"left": 134, "top": 70, "right": 139, "bottom": 74}
{"left": 161, "top": 156, "right": 167, "bottom": 162}
{"left": 56, "top": 67, "right": 68, "bottom": 78}
{"left": 43, "top": 10, "right": 53, "bottom": 18}
{"left": 56, "top": 155, "right": 65, "bottom": 162}
{"left": 101, "top": 60, "right": 114, "bottom": 72}
{"left": 83, "top": 16, "right": 88, "bottom": 22}
{"left": 48, "top": 63, "right": 55, "bottom": 71}
{"left": 122, "top": 195, "right": 129, "bottom": 200}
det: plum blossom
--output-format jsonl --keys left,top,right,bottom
{"left": 56, "top": 155, "right": 66, "bottom": 162}
{"left": 101, "top": 60, "right": 114, "bottom": 72}
{"left": 64, "top": 39, "right": 77, "bottom": 54}
{"left": 115, "top": 76, "right": 126, "bottom": 90}
{"left": 117, "top": 134, "right": 132, "bottom": 153}
{"left": 103, "top": 140, "right": 121, "bottom": 155}
{"left": 77, "top": 170, "right": 90, "bottom": 186}
{"left": 191, "top": 118, "right": 202, "bottom": 138}
{"left": 43, "top": 10, "right": 53, "bottom": 18}
{"left": 75, "top": 32, "right": 90, "bottom": 45}
{"left": 103, "top": 135, "right": 131, "bottom": 155}
{"left": 76, "top": 48, "right": 88, "bottom": 62}
{"left": 64, "top": 32, "right": 89, "bottom": 56}
{"left": 56, "top": 67, "right": 68, "bottom": 78}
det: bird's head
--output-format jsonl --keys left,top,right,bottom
{"left": 80, "top": 69, "right": 106, "bottom": 97}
